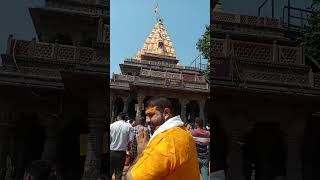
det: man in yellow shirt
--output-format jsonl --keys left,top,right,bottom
{"left": 126, "top": 97, "right": 200, "bottom": 180}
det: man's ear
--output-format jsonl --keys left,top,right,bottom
{"left": 163, "top": 108, "right": 171, "bottom": 119}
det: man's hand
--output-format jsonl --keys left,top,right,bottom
{"left": 126, "top": 128, "right": 149, "bottom": 180}
{"left": 137, "top": 128, "right": 149, "bottom": 155}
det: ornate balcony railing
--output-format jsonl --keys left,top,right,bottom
{"left": 212, "top": 37, "right": 304, "bottom": 65}
{"left": 110, "top": 81, "right": 130, "bottom": 88}
{"left": 124, "top": 59, "right": 201, "bottom": 72}
{"left": 238, "top": 61, "right": 310, "bottom": 87}
{"left": 67, "top": 0, "right": 108, "bottom": 6}
{"left": 212, "top": 57, "right": 315, "bottom": 88}
{"left": 140, "top": 69, "right": 207, "bottom": 83}
{"left": 46, "top": 0, "right": 108, "bottom": 17}
{"left": 6, "top": 37, "right": 103, "bottom": 64}
{"left": 212, "top": 12, "right": 282, "bottom": 29}
{"left": 113, "top": 74, "right": 139, "bottom": 82}
{"left": 211, "top": 35, "right": 314, "bottom": 89}
{"left": 112, "top": 74, "right": 208, "bottom": 90}
{"left": 232, "top": 40, "right": 274, "bottom": 63}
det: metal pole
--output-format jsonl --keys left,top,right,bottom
{"left": 288, "top": 0, "right": 291, "bottom": 26}
{"left": 272, "top": 0, "right": 274, "bottom": 18}
{"left": 259, "top": 8, "right": 261, "bottom": 16}
{"left": 283, "top": 6, "right": 285, "bottom": 26}
{"left": 300, "top": 10, "right": 303, "bottom": 30}
{"left": 258, "top": 0, "right": 268, "bottom": 17}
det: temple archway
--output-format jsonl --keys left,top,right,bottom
{"left": 186, "top": 100, "right": 200, "bottom": 124}
{"left": 113, "top": 97, "right": 124, "bottom": 118}
{"left": 168, "top": 98, "right": 181, "bottom": 116}
{"left": 128, "top": 98, "right": 137, "bottom": 119}
{"left": 242, "top": 122, "right": 287, "bottom": 180}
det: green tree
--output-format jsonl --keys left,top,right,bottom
{"left": 196, "top": 25, "right": 210, "bottom": 60}
{"left": 303, "top": 0, "right": 320, "bottom": 63}
{"left": 196, "top": 25, "right": 210, "bottom": 79}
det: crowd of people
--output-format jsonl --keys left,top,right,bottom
{"left": 110, "top": 97, "right": 211, "bottom": 180}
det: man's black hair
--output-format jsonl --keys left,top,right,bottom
{"left": 146, "top": 97, "right": 175, "bottom": 115}
{"left": 129, "top": 119, "right": 135, "bottom": 124}
{"left": 136, "top": 117, "right": 145, "bottom": 125}
{"left": 25, "top": 160, "right": 52, "bottom": 180}
{"left": 195, "top": 117, "right": 204, "bottom": 128}
{"left": 117, "top": 112, "right": 127, "bottom": 120}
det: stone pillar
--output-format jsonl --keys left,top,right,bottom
{"left": 122, "top": 97, "right": 129, "bottom": 114}
{"left": 136, "top": 94, "right": 145, "bottom": 119}
{"left": 199, "top": 99, "right": 206, "bottom": 125}
{"left": 97, "top": 18, "right": 104, "bottom": 42}
{"left": 103, "top": 24, "right": 109, "bottom": 42}
{"left": 110, "top": 95, "right": 114, "bottom": 123}
{"left": 179, "top": 98, "right": 188, "bottom": 123}
{"left": 40, "top": 113, "right": 58, "bottom": 162}
{"left": 83, "top": 116, "right": 104, "bottom": 180}
{"left": 83, "top": 95, "right": 106, "bottom": 180}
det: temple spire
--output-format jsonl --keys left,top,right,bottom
{"left": 134, "top": 17, "right": 177, "bottom": 60}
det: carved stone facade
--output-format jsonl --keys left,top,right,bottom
{"left": 211, "top": 7, "right": 320, "bottom": 180}
{"left": 0, "top": 0, "right": 109, "bottom": 179}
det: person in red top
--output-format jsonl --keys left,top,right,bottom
{"left": 190, "top": 117, "right": 210, "bottom": 180}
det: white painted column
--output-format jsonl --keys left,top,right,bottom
{"left": 136, "top": 94, "right": 145, "bottom": 119}
{"left": 122, "top": 97, "right": 129, "bottom": 114}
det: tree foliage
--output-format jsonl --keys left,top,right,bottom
{"left": 196, "top": 25, "right": 210, "bottom": 60}
{"left": 303, "top": 0, "right": 320, "bottom": 63}
{"left": 196, "top": 25, "right": 210, "bottom": 79}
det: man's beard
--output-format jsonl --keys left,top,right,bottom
{"left": 150, "top": 113, "right": 165, "bottom": 128}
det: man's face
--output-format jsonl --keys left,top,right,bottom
{"left": 145, "top": 106, "right": 165, "bottom": 128}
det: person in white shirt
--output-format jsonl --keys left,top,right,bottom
{"left": 110, "top": 112, "right": 132, "bottom": 180}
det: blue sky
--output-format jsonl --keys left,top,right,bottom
{"left": 110, "top": 0, "right": 210, "bottom": 75}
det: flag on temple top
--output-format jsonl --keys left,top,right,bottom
{"left": 154, "top": 2, "right": 159, "bottom": 14}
